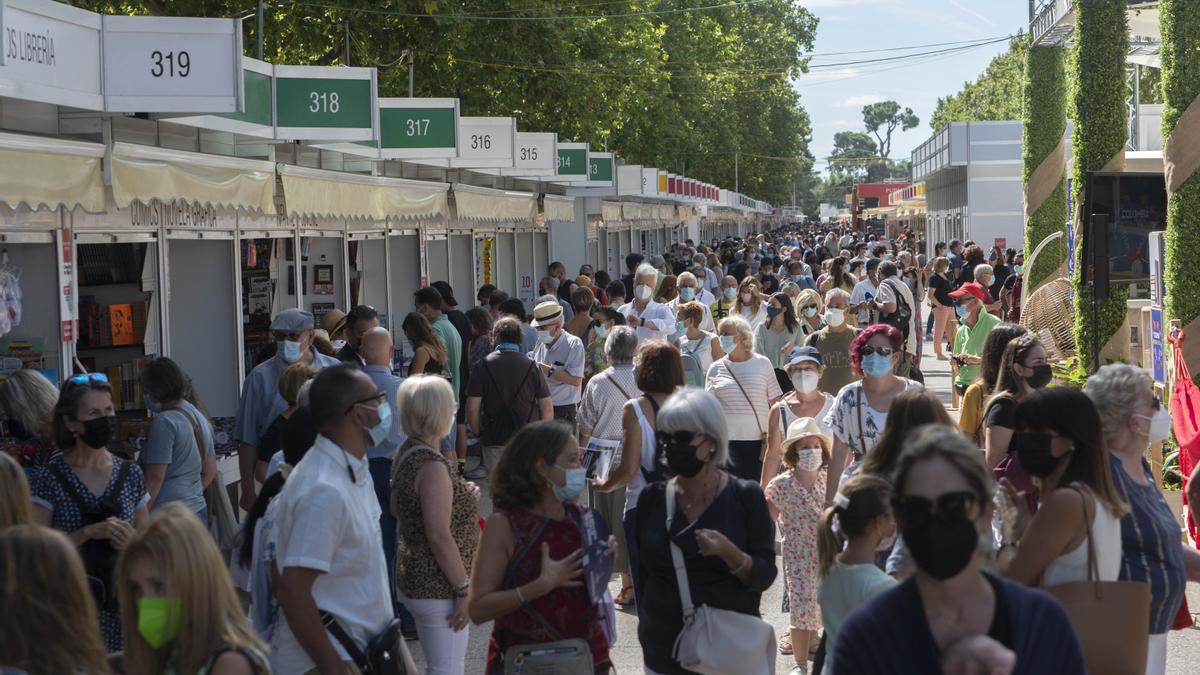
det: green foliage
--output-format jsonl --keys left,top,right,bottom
{"left": 862, "top": 101, "right": 918, "bottom": 159}
{"left": 77, "top": 0, "right": 819, "bottom": 206}
{"left": 1022, "top": 45, "right": 1067, "bottom": 288}
{"left": 1161, "top": 0, "right": 1200, "bottom": 345}
{"left": 931, "top": 34, "right": 1030, "bottom": 131}
{"left": 1070, "top": 0, "right": 1130, "bottom": 371}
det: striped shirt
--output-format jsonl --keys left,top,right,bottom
{"left": 1108, "top": 454, "right": 1186, "bottom": 634}
{"left": 578, "top": 364, "right": 641, "bottom": 444}
{"left": 705, "top": 355, "right": 782, "bottom": 441}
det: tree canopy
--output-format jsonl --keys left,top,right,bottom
{"left": 78, "top": 0, "right": 820, "bottom": 206}
{"left": 930, "top": 34, "right": 1029, "bottom": 131}
{"left": 862, "top": 101, "right": 919, "bottom": 159}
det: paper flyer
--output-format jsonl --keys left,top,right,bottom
{"left": 581, "top": 437, "right": 619, "bottom": 483}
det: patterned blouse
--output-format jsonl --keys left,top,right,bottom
{"left": 585, "top": 336, "right": 609, "bottom": 379}
{"left": 390, "top": 442, "right": 480, "bottom": 599}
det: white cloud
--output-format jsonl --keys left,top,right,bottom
{"left": 839, "top": 94, "right": 887, "bottom": 108}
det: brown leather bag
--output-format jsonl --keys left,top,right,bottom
{"left": 1043, "top": 487, "right": 1150, "bottom": 675}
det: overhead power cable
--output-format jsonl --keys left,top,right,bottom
{"left": 279, "top": 0, "right": 775, "bottom": 22}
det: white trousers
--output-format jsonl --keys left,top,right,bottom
{"left": 399, "top": 594, "right": 469, "bottom": 675}
{"left": 1146, "top": 632, "right": 1167, "bottom": 675}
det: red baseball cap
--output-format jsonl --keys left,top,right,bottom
{"left": 949, "top": 282, "right": 987, "bottom": 303}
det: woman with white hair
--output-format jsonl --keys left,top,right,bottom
{"left": 635, "top": 387, "right": 778, "bottom": 675}
{"left": 707, "top": 315, "right": 783, "bottom": 482}
{"left": 1085, "top": 364, "right": 1200, "bottom": 675}
{"left": 391, "top": 375, "right": 481, "bottom": 674}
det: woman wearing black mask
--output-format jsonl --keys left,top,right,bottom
{"left": 635, "top": 387, "right": 778, "bottom": 675}
{"left": 30, "top": 374, "right": 150, "bottom": 652}
{"left": 996, "top": 387, "right": 1127, "bottom": 595}
{"left": 834, "top": 425, "right": 1085, "bottom": 675}
{"left": 982, "top": 334, "right": 1052, "bottom": 469}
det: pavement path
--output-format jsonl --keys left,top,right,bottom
{"left": 416, "top": 334, "right": 1200, "bottom": 673}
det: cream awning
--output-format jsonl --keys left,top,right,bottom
{"left": 602, "top": 201, "right": 623, "bottom": 222}
{"left": 452, "top": 184, "right": 536, "bottom": 223}
{"left": 112, "top": 142, "right": 275, "bottom": 213}
{"left": 0, "top": 132, "right": 105, "bottom": 212}
{"left": 280, "top": 165, "right": 449, "bottom": 221}
{"left": 543, "top": 195, "right": 575, "bottom": 223}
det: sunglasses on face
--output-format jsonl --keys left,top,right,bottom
{"left": 656, "top": 430, "right": 705, "bottom": 450}
{"left": 893, "top": 490, "right": 978, "bottom": 524}
{"left": 859, "top": 345, "right": 894, "bottom": 357}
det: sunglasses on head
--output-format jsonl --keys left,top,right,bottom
{"left": 859, "top": 345, "right": 894, "bottom": 357}
{"left": 69, "top": 373, "right": 109, "bottom": 385}
{"left": 892, "top": 491, "right": 977, "bottom": 523}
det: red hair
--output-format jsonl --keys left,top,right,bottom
{"left": 850, "top": 324, "right": 903, "bottom": 376}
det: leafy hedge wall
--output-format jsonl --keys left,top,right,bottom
{"left": 1161, "top": 0, "right": 1200, "bottom": 339}
{"left": 1070, "top": 0, "right": 1130, "bottom": 370}
{"left": 1022, "top": 45, "right": 1067, "bottom": 288}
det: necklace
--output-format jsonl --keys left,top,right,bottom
{"left": 678, "top": 470, "right": 723, "bottom": 515}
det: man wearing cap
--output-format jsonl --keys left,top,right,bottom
{"left": 949, "top": 281, "right": 1000, "bottom": 397}
{"left": 530, "top": 301, "right": 586, "bottom": 429}
{"left": 234, "top": 308, "right": 341, "bottom": 510}
{"left": 334, "top": 305, "right": 380, "bottom": 366}
{"left": 619, "top": 263, "right": 676, "bottom": 342}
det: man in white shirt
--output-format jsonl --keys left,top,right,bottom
{"left": 271, "top": 365, "right": 412, "bottom": 675}
{"left": 874, "top": 261, "right": 920, "bottom": 377}
{"left": 530, "top": 301, "right": 586, "bottom": 431}
{"left": 668, "top": 271, "right": 716, "bottom": 333}
{"left": 618, "top": 263, "right": 675, "bottom": 342}
{"left": 849, "top": 258, "right": 882, "bottom": 326}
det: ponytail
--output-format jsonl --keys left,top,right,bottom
{"left": 817, "top": 474, "right": 892, "bottom": 579}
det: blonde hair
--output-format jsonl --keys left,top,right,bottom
{"left": 278, "top": 362, "right": 319, "bottom": 407}
{"left": 0, "top": 525, "right": 108, "bottom": 675}
{"left": 0, "top": 453, "right": 30, "bottom": 529}
{"left": 396, "top": 374, "right": 455, "bottom": 440}
{"left": 717, "top": 315, "right": 754, "bottom": 351}
{"left": 933, "top": 256, "right": 950, "bottom": 273}
{"left": 118, "top": 504, "right": 265, "bottom": 674}
{"left": 0, "top": 369, "right": 58, "bottom": 440}
{"left": 796, "top": 288, "right": 823, "bottom": 315}
{"left": 734, "top": 277, "right": 762, "bottom": 314}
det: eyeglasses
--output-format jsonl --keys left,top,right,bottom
{"left": 69, "top": 373, "right": 109, "bottom": 385}
{"left": 859, "top": 345, "right": 894, "bottom": 357}
{"left": 345, "top": 392, "right": 387, "bottom": 414}
{"left": 273, "top": 332, "right": 305, "bottom": 341}
{"left": 893, "top": 491, "right": 978, "bottom": 523}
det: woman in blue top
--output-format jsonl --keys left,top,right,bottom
{"left": 834, "top": 425, "right": 1084, "bottom": 675}
{"left": 1086, "top": 364, "right": 1200, "bottom": 675}
{"left": 139, "top": 358, "right": 217, "bottom": 522}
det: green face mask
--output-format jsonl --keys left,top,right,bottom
{"left": 137, "top": 596, "right": 182, "bottom": 649}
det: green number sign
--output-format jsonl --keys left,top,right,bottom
{"left": 379, "top": 98, "right": 458, "bottom": 158}
{"left": 588, "top": 155, "right": 614, "bottom": 182}
{"left": 223, "top": 68, "right": 271, "bottom": 126}
{"left": 557, "top": 146, "right": 587, "bottom": 176}
{"left": 274, "top": 65, "right": 376, "bottom": 141}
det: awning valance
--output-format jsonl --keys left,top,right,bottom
{"left": 280, "top": 165, "right": 449, "bottom": 221}
{"left": 543, "top": 195, "right": 575, "bottom": 223}
{"left": 602, "top": 201, "right": 623, "bottom": 222}
{"left": 622, "top": 203, "right": 644, "bottom": 221}
{"left": 112, "top": 142, "right": 275, "bottom": 213}
{"left": 0, "top": 132, "right": 105, "bottom": 212}
{"left": 453, "top": 184, "right": 536, "bottom": 223}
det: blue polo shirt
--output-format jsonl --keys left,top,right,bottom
{"left": 363, "top": 365, "right": 407, "bottom": 460}
{"left": 234, "top": 348, "right": 341, "bottom": 448}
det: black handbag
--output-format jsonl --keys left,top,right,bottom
{"left": 319, "top": 611, "right": 414, "bottom": 675}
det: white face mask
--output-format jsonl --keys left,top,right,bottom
{"left": 1133, "top": 407, "right": 1171, "bottom": 444}
{"left": 794, "top": 446, "right": 824, "bottom": 472}
{"left": 825, "top": 308, "right": 845, "bottom": 327}
{"left": 790, "top": 370, "right": 819, "bottom": 395}
{"left": 635, "top": 284, "right": 653, "bottom": 302}
{"left": 740, "top": 292, "right": 753, "bottom": 304}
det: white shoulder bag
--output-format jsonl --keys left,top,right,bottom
{"left": 665, "top": 479, "right": 776, "bottom": 675}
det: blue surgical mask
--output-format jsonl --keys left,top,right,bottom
{"left": 955, "top": 304, "right": 970, "bottom": 319}
{"left": 861, "top": 353, "right": 893, "bottom": 378}
{"left": 679, "top": 287, "right": 696, "bottom": 301}
{"left": 278, "top": 340, "right": 302, "bottom": 364}
{"left": 802, "top": 307, "right": 818, "bottom": 318}
{"left": 553, "top": 464, "right": 588, "bottom": 502}
{"left": 766, "top": 306, "right": 782, "bottom": 318}
{"left": 723, "top": 287, "right": 737, "bottom": 300}
{"left": 719, "top": 335, "right": 736, "bottom": 353}
{"left": 537, "top": 330, "right": 555, "bottom": 344}
{"left": 594, "top": 324, "right": 609, "bottom": 338}
{"left": 676, "top": 321, "right": 687, "bottom": 335}
{"left": 495, "top": 342, "right": 521, "bottom": 351}
{"left": 365, "top": 402, "right": 392, "bottom": 446}
{"left": 1012, "top": 265, "right": 1023, "bottom": 275}
{"left": 143, "top": 395, "right": 162, "bottom": 414}
{"left": 792, "top": 274, "right": 806, "bottom": 283}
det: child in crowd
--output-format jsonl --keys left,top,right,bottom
{"left": 766, "top": 417, "right": 830, "bottom": 675}
{"left": 816, "top": 474, "right": 897, "bottom": 675}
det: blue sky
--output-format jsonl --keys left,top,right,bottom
{"left": 794, "top": 0, "right": 1030, "bottom": 173}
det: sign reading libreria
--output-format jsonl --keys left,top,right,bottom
{"left": 0, "top": 0, "right": 103, "bottom": 109}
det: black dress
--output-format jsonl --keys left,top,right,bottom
{"left": 635, "top": 477, "right": 778, "bottom": 674}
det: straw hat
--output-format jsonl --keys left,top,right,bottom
{"left": 779, "top": 417, "right": 830, "bottom": 454}
{"left": 531, "top": 301, "right": 564, "bottom": 328}
{"left": 319, "top": 308, "right": 348, "bottom": 337}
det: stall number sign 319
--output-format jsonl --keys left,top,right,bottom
{"left": 151, "top": 50, "right": 191, "bottom": 77}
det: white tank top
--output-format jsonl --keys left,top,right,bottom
{"left": 1041, "top": 484, "right": 1122, "bottom": 588}
{"left": 624, "top": 398, "right": 658, "bottom": 514}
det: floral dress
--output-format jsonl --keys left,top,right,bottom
{"left": 765, "top": 467, "right": 827, "bottom": 630}
{"left": 585, "top": 336, "right": 608, "bottom": 379}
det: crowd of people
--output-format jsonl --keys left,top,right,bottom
{"left": 0, "top": 225, "right": 1198, "bottom": 675}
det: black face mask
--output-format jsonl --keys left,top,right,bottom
{"left": 658, "top": 432, "right": 708, "bottom": 478}
{"left": 1013, "top": 431, "right": 1057, "bottom": 478}
{"left": 78, "top": 415, "right": 119, "bottom": 449}
{"left": 1026, "top": 363, "right": 1053, "bottom": 389}
{"left": 898, "top": 497, "right": 980, "bottom": 580}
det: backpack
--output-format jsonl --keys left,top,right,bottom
{"left": 50, "top": 460, "right": 132, "bottom": 612}
{"left": 481, "top": 360, "right": 539, "bottom": 446}
{"left": 878, "top": 278, "right": 912, "bottom": 341}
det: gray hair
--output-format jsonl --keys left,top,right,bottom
{"left": 396, "top": 374, "right": 455, "bottom": 441}
{"left": 879, "top": 261, "right": 899, "bottom": 278}
{"left": 677, "top": 271, "right": 698, "bottom": 287}
{"left": 635, "top": 263, "right": 658, "bottom": 282}
{"left": 973, "top": 264, "right": 993, "bottom": 283}
{"left": 0, "top": 369, "right": 58, "bottom": 438}
{"left": 540, "top": 275, "right": 559, "bottom": 291}
{"left": 824, "top": 287, "right": 850, "bottom": 306}
{"left": 297, "top": 380, "right": 313, "bottom": 408}
{"left": 604, "top": 325, "right": 639, "bottom": 364}
{"left": 1084, "top": 363, "right": 1154, "bottom": 436}
{"left": 657, "top": 387, "right": 730, "bottom": 466}
{"left": 717, "top": 315, "right": 754, "bottom": 350}
{"left": 650, "top": 255, "right": 666, "bottom": 269}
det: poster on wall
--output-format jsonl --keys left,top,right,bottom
{"left": 313, "top": 264, "right": 335, "bottom": 295}
{"left": 518, "top": 272, "right": 534, "bottom": 304}
{"left": 312, "top": 302, "right": 335, "bottom": 324}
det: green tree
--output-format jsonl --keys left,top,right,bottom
{"left": 862, "top": 101, "right": 919, "bottom": 159}
{"left": 931, "top": 34, "right": 1030, "bottom": 131}
{"left": 828, "top": 131, "right": 878, "bottom": 176}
